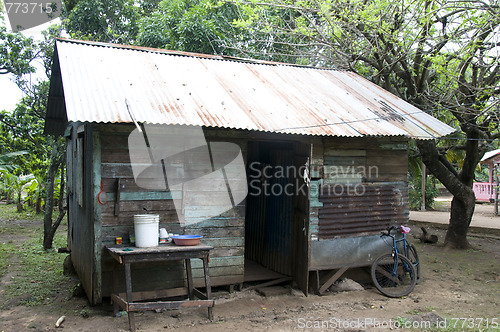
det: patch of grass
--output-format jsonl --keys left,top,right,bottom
{"left": 394, "top": 316, "right": 408, "bottom": 326}
{"left": 0, "top": 222, "right": 39, "bottom": 236}
{"left": 4, "top": 232, "right": 70, "bottom": 306}
{"left": 0, "top": 241, "right": 16, "bottom": 278}
{"left": 0, "top": 203, "right": 43, "bottom": 222}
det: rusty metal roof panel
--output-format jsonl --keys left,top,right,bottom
{"left": 48, "top": 39, "right": 455, "bottom": 138}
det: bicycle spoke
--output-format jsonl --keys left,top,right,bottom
{"left": 371, "top": 254, "right": 416, "bottom": 297}
{"left": 375, "top": 265, "right": 399, "bottom": 284}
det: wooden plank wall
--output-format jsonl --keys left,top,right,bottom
{"left": 309, "top": 137, "right": 408, "bottom": 241}
{"left": 96, "top": 124, "right": 247, "bottom": 297}
{"left": 67, "top": 123, "right": 98, "bottom": 303}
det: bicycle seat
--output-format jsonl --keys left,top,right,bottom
{"left": 400, "top": 225, "right": 411, "bottom": 234}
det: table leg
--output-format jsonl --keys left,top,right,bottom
{"left": 203, "top": 256, "right": 213, "bottom": 321}
{"left": 185, "top": 259, "right": 194, "bottom": 300}
{"left": 124, "top": 263, "right": 135, "bottom": 332}
{"left": 112, "top": 260, "right": 119, "bottom": 316}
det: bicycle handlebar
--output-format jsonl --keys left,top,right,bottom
{"left": 381, "top": 225, "right": 397, "bottom": 237}
{"left": 381, "top": 225, "right": 411, "bottom": 237}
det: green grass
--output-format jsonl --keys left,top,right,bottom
{"left": 0, "top": 241, "right": 16, "bottom": 278}
{"left": 4, "top": 233, "right": 69, "bottom": 306}
{"left": 0, "top": 203, "right": 43, "bottom": 222}
{"left": 0, "top": 203, "right": 71, "bottom": 307}
{"left": 432, "top": 200, "right": 450, "bottom": 211}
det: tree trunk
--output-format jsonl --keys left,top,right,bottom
{"left": 445, "top": 194, "right": 475, "bottom": 248}
{"left": 36, "top": 196, "right": 42, "bottom": 214}
{"left": 43, "top": 140, "right": 65, "bottom": 250}
{"left": 17, "top": 191, "right": 23, "bottom": 212}
{"left": 416, "top": 134, "right": 481, "bottom": 249}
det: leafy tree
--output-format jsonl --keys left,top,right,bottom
{"left": 0, "top": 151, "right": 27, "bottom": 172}
{"left": 137, "top": 0, "right": 241, "bottom": 54}
{"left": 0, "top": 25, "right": 37, "bottom": 76}
{"left": 228, "top": 0, "right": 500, "bottom": 249}
{"left": 0, "top": 11, "right": 65, "bottom": 249}
{"left": 62, "top": 0, "right": 244, "bottom": 54}
{"left": 62, "top": 0, "right": 140, "bottom": 44}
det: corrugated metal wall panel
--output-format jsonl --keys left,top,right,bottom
{"left": 318, "top": 183, "right": 408, "bottom": 239}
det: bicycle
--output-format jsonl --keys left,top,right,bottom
{"left": 371, "top": 225, "right": 419, "bottom": 297}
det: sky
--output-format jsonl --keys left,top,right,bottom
{"left": 0, "top": 14, "right": 58, "bottom": 112}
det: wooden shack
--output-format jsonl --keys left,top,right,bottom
{"left": 45, "top": 38, "right": 454, "bottom": 305}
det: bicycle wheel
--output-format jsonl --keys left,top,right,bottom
{"left": 407, "top": 244, "right": 420, "bottom": 281}
{"left": 371, "top": 253, "right": 417, "bottom": 298}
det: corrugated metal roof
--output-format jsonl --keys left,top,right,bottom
{"left": 45, "top": 38, "right": 455, "bottom": 138}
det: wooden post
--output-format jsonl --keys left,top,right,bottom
{"left": 421, "top": 161, "right": 426, "bottom": 211}
{"left": 495, "top": 164, "right": 499, "bottom": 216}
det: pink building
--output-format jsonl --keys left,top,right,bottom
{"left": 474, "top": 149, "right": 500, "bottom": 202}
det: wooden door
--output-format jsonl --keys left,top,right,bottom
{"left": 292, "top": 143, "right": 311, "bottom": 296}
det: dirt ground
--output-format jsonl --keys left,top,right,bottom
{"left": 1, "top": 211, "right": 500, "bottom": 331}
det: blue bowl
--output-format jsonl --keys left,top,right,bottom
{"left": 172, "top": 235, "right": 203, "bottom": 246}
{"left": 172, "top": 235, "right": 203, "bottom": 239}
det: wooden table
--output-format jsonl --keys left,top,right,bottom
{"left": 106, "top": 244, "right": 214, "bottom": 331}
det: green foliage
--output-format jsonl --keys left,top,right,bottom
{"left": 0, "top": 21, "right": 37, "bottom": 76}
{"left": 409, "top": 173, "right": 439, "bottom": 211}
{"left": 0, "top": 82, "right": 52, "bottom": 177}
{"left": 136, "top": 0, "right": 242, "bottom": 54}
{"left": 0, "top": 151, "right": 27, "bottom": 172}
{"left": 1, "top": 172, "right": 33, "bottom": 196}
{"left": 62, "top": 0, "right": 141, "bottom": 44}
{"left": 62, "top": 0, "right": 245, "bottom": 55}
{"left": 408, "top": 150, "right": 439, "bottom": 210}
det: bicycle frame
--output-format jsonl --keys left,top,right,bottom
{"left": 371, "top": 225, "right": 419, "bottom": 297}
{"left": 384, "top": 228, "right": 414, "bottom": 279}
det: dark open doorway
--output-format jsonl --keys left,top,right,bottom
{"left": 244, "top": 141, "right": 310, "bottom": 294}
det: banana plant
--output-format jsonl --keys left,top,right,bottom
{"left": 0, "top": 151, "right": 28, "bottom": 172}
{"left": 0, "top": 171, "right": 35, "bottom": 212}
{"left": 24, "top": 174, "right": 46, "bottom": 213}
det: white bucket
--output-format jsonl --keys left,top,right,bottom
{"left": 134, "top": 214, "right": 159, "bottom": 247}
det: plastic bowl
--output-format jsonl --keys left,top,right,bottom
{"left": 172, "top": 235, "right": 203, "bottom": 246}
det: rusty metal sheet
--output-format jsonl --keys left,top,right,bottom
{"left": 47, "top": 38, "right": 456, "bottom": 139}
{"left": 318, "top": 182, "right": 409, "bottom": 239}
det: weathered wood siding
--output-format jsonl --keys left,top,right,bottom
{"left": 96, "top": 124, "right": 247, "bottom": 297}
{"left": 67, "top": 123, "right": 98, "bottom": 303}
{"left": 309, "top": 137, "right": 409, "bottom": 241}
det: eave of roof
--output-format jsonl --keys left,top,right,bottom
{"left": 481, "top": 149, "right": 500, "bottom": 164}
